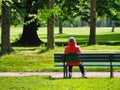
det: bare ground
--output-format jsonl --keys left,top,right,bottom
{"left": 0, "top": 72, "right": 120, "bottom": 78}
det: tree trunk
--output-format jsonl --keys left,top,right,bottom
{"left": 59, "top": 18, "right": 63, "bottom": 34}
{"left": 1, "top": 1, "right": 13, "bottom": 54}
{"left": 88, "top": 0, "right": 96, "bottom": 45}
{"left": 14, "top": 17, "right": 43, "bottom": 46}
{"left": 111, "top": 20, "right": 115, "bottom": 32}
{"left": 13, "top": 0, "right": 44, "bottom": 46}
{"left": 100, "top": 18, "right": 105, "bottom": 27}
{"left": 47, "top": 0, "right": 55, "bottom": 49}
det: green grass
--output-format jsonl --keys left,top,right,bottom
{"left": 0, "top": 48, "right": 56, "bottom": 72}
{"left": 0, "top": 46, "right": 120, "bottom": 72}
{"left": 4, "top": 27, "right": 120, "bottom": 45}
{"left": 0, "top": 76, "right": 120, "bottom": 90}
{"left": 0, "top": 27, "right": 120, "bottom": 72}
{"left": 0, "top": 27, "right": 120, "bottom": 90}
{"left": 37, "top": 27, "right": 120, "bottom": 45}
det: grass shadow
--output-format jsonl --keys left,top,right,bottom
{"left": 55, "top": 33, "right": 120, "bottom": 46}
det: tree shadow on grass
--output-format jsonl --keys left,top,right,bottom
{"left": 50, "top": 77, "right": 89, "bottom": 81}
{"left": 55, "top": 34, "right": 120, "bottom": 46}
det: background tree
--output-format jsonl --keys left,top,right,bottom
{"left": 47, "top": 0, "right": 55, "bottom": 49}
{"left": 97, "top": 0, "right": 120, "bottom": 32}
{"left": 55, "top": 0, "right": 64, "bottom": 34}
{"left": 55, "top": 0, "right": 90, "bottom": 34}
{"left": 88, "top": 0, "right": 96, "bottom": 45}
{"left": 1, "top": 0, "right": 13, "bottom": 54}
{"left": 0, "top": 2, "right": 2, "bottom": 25}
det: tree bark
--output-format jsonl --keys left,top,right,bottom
{"left": 59, "top": 18, "right": 63, "bottom": 34}
{"left": 1, "top": 1, "right": 13, "bottom": 54}
{"left": 88, "top": 0, "right": 96, "bottom": 45}
{"left": 111, "top": 20, "right": 115, "bottom": 32}
{"left": 14, "top": 17, "right": 43, "bottom": 46}
{"left": 13, "top": 0, "right": 44, "bottom": 46}
{"left": 47, "top": 0, "right": 55, "bottom": 49}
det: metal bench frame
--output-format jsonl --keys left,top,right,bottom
{"left": 54, "top": 53, "right": 120, "bottom": 78}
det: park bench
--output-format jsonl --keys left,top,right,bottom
{"left": 54, "top": 53, "right": 120, "bottom": 78}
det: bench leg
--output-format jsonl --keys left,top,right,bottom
{"left": 66, "top": 66, "right": 68, "bottom": 78}
{"left": 109, "top": 54, "right": 114, "bottom": 78}
{"left": 63, "top": 66, "right": 68, "bottom": 78}
{"left": 110, "top": 62, "right": 113, "bottom": 78}
{"left": 63, "top": 66, "right": 66, "bottom": 78}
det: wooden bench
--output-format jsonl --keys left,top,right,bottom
{"left": 54, "top": 53, "right": 120, "bottom": 78}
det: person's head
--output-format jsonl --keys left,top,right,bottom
{"left": 68, "top": 37, "right": 77, "bottom": 46}
{"left": 69, "top": 37, "right": 76, "bottom": 42}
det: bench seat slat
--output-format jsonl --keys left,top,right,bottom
{"left": 55, "top": 63, "right": 120, "bottom": 67}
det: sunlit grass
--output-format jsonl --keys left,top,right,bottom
{"left": 38, "top": 27, "right": 120, "bottom": 44}
{"left": 0, "top": 27, "right": 120, "bottom": 72}
{"left": 0, "top": 76, "right": 120, "bottom": 90}
{"left": 0, "top": 27, "right": 120, "bottom": 90}
{"left": 1, "top": 27, "right": 120, "bottom": 44}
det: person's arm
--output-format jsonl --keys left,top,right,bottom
{"left": 76, "top": 46, "right": 82, "bottom": 54}
{"left": 64, "top": 46, "right": 67, "bottom": 54}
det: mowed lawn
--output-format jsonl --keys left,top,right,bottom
{"left": 0, "top": 27, "right": 120, "bottom": 72}
{"left": 8, "top": 27, "right": 120, "bottom": 44}
{"left": 0, "top": 27, "right": 120, "bottom": 90}
{"left": 0, "top": 76, "right": 120, "bottom": 90}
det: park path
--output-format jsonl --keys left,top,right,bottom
{"left": 0, "top": 72, "right": 120, "bottom": 78}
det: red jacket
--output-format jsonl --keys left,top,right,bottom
{"left": 64, "top": 40, "right": 82, "bottom": 66}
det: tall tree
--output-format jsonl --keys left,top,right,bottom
{"left": 55, "top": 0, "right": 90, "bottom": 34}
{"left": 88, "top": 0, "right": 96, "bottom": 45}
{"left": 97, "top": 0, "right": 120, "bottom": 32}
{"left": 58, "top": 18, "right": 63, "bottom": 34}
{"left": 12, "top": 0, "right": 46, "bottom": 46}
{"left": 1, "top": 0, "right": 13, "bottom": 54}
{"left": 47, "top": 0, "right": 55, "bottom": 49}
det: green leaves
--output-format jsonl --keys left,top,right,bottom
{"left": 97, "top": 0, "right": 120, "bottom": 20}
{"left": 2, "top": 0, "right": 13, "bottom": 6}
{"left": 37, "top": 6, "right": 54, "bottom": 24}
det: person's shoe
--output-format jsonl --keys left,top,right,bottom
{"left": 69, "top": 72, "right": 72, "bottom": 78}
{"left": 82, "top": 74, "right": 87, "bottom": 78}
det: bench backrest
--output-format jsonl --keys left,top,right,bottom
{"left": 54, "top": 53, "right": 120, "bottom": 62}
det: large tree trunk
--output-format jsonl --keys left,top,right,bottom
{"left": 1, "top": 1, "right": 13, "bottom": 54}
{"left": 88, "top": 0, "right": 96, "bottom": 45}
{"left": 14, "top": 17, "right": 43, "bottom": 46}
{"left": 47, "top": 0, "right": 55, "bottom": 49}
{"left": 13, "top": 0, "right": 43, "bottom": 46}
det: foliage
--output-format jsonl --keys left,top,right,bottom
{"left": 0, "top": 0, "right": 24, "bottom": 26}
{"left": 97, "top": 0, "right": 120, "bottom": 21}
{"left": 0, "top": 0, "right": 1, "bottom": 6}
{"left": 37, "top": 6, "right": 54, "bottom": 25}
{"left": 10, "top": 9, "right": 23, "bottom": 26}
{"left": 0, "top": 10, "right": 1, "bottom": 22}
{"left": 55, "top": 0, "right": 90, "bottom": 23}
{"left": 1, "top": 0, "right": 120, "bottom": 27}
{"left": 9, "top": 0, "right": 48, "bottom": 26}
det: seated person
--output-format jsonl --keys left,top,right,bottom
{"left": 64, "top": 37, "right": 86, "bottom": 78}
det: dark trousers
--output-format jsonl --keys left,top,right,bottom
{"left": 69, "top": 65, "right": 85, "bottom": 74}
